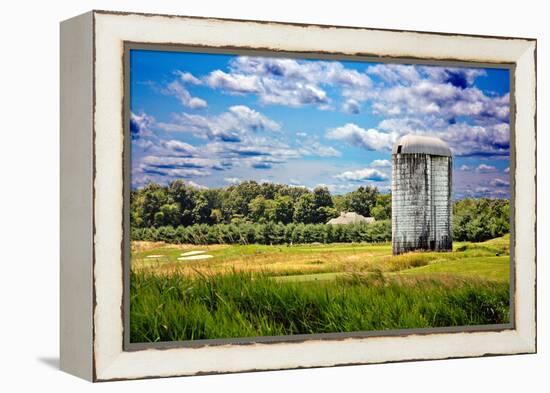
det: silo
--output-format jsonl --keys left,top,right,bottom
{"left": 391, "top": 134, "right": 453, "bottom": 255}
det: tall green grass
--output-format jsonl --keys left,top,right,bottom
{"left": 130, "top": 270, "right": 509, "bottom": 343}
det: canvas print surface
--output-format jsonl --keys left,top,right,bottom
{"left": 128, "top": 49, "right": 511, "bottom": 343}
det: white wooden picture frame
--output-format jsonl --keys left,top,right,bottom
{"left": 60, "top": 10, "right": 536, "bottom": 381}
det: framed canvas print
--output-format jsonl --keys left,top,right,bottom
{"left": 60, "top": 10, "right": 537, "bottom": 381}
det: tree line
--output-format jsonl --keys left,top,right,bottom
{"left": 453, "top": 198, "right": 510, "bottom": 242}
{"left": 132, "top": 221, "right": 392, "bottom": 245}
{"left": 131, "top": 180, "right": 391, "bottom": 229}
{"left": 130, "top": 180, "right": 510, "bottom": 244}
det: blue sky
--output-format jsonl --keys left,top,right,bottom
{"left": 130, "top": 49, "right": 511, "bottom": 199}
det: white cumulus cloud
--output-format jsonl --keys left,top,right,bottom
{"left": 205, "top": 56, "right": 372, "bottom": 109}
{"left": 490, "top": 178, "right": 510, "bottom": 187}
{"left": 158, "top": 105, "right": 280, "bottom": 142}
{"left": 476, "top": 164, "right": 497, "bottom": 173}
{"left": 176, "top": 71, "right": 202, "bottom": 85}
{"left": 341, "top": 99, "right": 361, "bottom": 114}
{"left": 334, "top": 168, "right": 389, "bottom": 182}
{"left": 369, "top": 159, "right": 392, "bottom": 168}
{"left": 326, "top": 123, "right": 398, "bottom": 151}
{"left": 161, "top": 140, "right": 197, "bottom": 157}
{"left": 163, "top": 80, "right": 207, "bottom": 109}
{"left": 186, "top": 180, "right": 208, "bottom": 189}
{"left": 130, "top": 112, "right": 155, "bottom": 139}
{"left": 224, "top": 177, "right": 242, "bottom": 184}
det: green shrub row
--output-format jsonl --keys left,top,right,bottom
{"left": 131, "top": 220, "right": 392, "bottom": 245}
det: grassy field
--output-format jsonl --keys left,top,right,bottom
{"left": 130, "top": 235, "right": 510, "bottom": 343}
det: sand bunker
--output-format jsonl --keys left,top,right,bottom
{"left": 146, "top": 254, "right": 165, "bottom": 258}
{"left": 177, "top": 255, "right": 213, "bottom": 261}
{"left": 181, "top": 250, "right": 207, "bottom": 256}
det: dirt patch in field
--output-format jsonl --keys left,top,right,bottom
{"left": 178, "top": 255, "right": 213, "bottom": 261}
{"left": 181, "top": 250, "right": 207, "bottom": 256}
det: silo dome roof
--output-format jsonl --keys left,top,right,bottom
{"left": 392, "top": 134, "right": 452, "bottom": 156}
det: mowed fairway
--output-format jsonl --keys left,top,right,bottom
{"left": 130, "top": 235, "right": 510, "bottom": 342}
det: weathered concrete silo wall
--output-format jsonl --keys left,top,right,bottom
{"left": 392, "top": 135, "right": 452, "bottom": 255}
